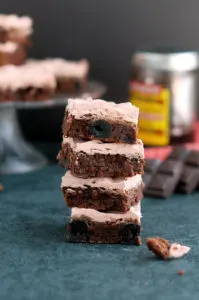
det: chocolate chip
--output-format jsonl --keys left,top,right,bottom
{"left": 70, "top": 221, "right": 88, "bottom": 236}
{"left": 121, "top": 223, "right": 140, "bottom": 243}
{"left": 88, "top": 120, "right": 112, "bottom": 139}
{"left": 74, "top": 81, "right": 80, "bottom": 90}
{"left": 123, "top": 135, "right": 134, "bottom": 144}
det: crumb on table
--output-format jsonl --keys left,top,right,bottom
{"left": 146, "top": 236, "right": 170, "bottom": 260}
{"left": 146, "top": 236, "right": 190, "bottom": 260}
{"left": 177, "top": 270, "right": 185, "bottom": 275}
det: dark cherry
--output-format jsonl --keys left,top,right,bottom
{"left": 70, "top": 221, "right": 88, "bottom": 236}
{"left": 121, "top": 223, "right": 140, "bottom": 243}
{"left": 88, "top": 120, "right": 112, "bottom": 139}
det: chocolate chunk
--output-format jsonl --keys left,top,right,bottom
{"left": 121, "top": 223, "right": 140, "bottom": 244}
{"left": 158, "top": 160, "right": 183, "bottom": 175}
{"left": 149, "top": 174, "right": 172, "bottom": 191}
{"left": 176, "top": 166, "right": 199, "bottom": 194}
{"left": 144, "top": 158, "right": 183, "bottom": 198}
{"left": 167, "top": 146, "right": 189, "bottom": 160}
{"left": 69, "top": 221, "right": 88, "bottom": 236}
{"left": 123, "top": 135, "right": 134, "bottom": 144}
{"left": 145, "top": 159, "right": 160, "bottom": 173}
{"left": 88, "top": 120, "right": 112, "bottom": 139}
{"left": 74, "top": 81, "right": 80, "bottom": 90}
{"left": 185, "top": 151, "right": 199, "bottom": 167}
{"left": 143, "top": 172, "right": 153, "bottom": 188}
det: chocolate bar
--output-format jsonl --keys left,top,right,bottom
{"left": 144, "top": 158, "right": 183, "bottom": 198}
{"left": 167, "top": 146, "right": 189, "bottom": 161}
{"left": 143, "top": 159, "right": 160, "bottom": 191}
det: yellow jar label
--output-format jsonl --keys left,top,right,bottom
{"left": 130, "top": 81, "right": 170, "bottom": 146}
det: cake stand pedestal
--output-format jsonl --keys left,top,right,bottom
{"left": 0, "top": 80, "right": 106, "bottom": 174}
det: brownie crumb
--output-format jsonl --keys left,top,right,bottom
{"left": 177, "top": 270, "right": 185, "bottom": 276}
{"left": 0, "top": 184, "right": 3, "bottom": 192}
{"left": 146, "top": 236, "right": 190, "bottom": 260}
{"left": 146, "top": 236, "right": 170, "bottom": 260}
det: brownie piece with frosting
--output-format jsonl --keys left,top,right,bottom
{"left": 25, "top": 58, "right": 89, "bottom": 92}
{"left": 62, "top": 171, "right": 143, "bottom": 212}
{"left": 0, "top": 65, "right": 56, "bottom": 102}
{"left": 63, "top": 98, "right": 139, "bottom": 143}
{"left": 0, "top": 14, "right": 33, "bottom": 45}
{"left": 57, "top": 137, "right": 144, "bottom": 178}
{"left": 66, "top": 204, "right": 142, "bottom": 244}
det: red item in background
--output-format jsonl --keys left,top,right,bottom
{"left": 145, "top": 121, "right": 199, "bottom": 161}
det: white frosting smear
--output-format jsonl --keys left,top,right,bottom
{"left": 61, "top": 170, "right": 143, "bottom": 190}
{"left": 63, "top": 137, "right": 144, "bottom": 159}
{"left": 71, "top": 203, "right": 141, "bottom": 223}
{"left": 169, "top": 243, "right": 190, "bottom": 259}
{"left": 67, "top": 97, "right": 139, "bottom": 124}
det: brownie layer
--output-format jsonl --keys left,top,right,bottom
{"left": 67, "top": 206, "right": 141, "bottom": 244}
{"left": 67, "top": 221, "right": 141, "bottom": 244}
{"left": 0, "top": 87, "right": 54, "bottom": 102}
{"left": 63, "top": 98, "right": 139, "bottom": 143}
{"left": 0, "top": 28, "right": 31, "bottom": 45}
{"left": 62, "top": 171, "right": 143, "bottom": 212}
{"left": 57, "top": 138, "right": 144, "bottom": 178}
{"left": 56, "top": 77, "right": 86, "bottom": 93}
{"left": 0, "top": 43, "right": 27, "bottom": 66}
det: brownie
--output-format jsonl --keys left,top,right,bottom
{"left": 0, "top": 65, "right": 56, "bottom": 102}
{"left": 25, "top": 58, "right": 89, "bottom": 93}
{"left": 146, "top": 237, "right": 170, "bottom": 259}
{"left": 0, "top": 14, "right": 33, "bottom": 45}
{"left": 0, "top": 43, "right": 27, "bottom": 66}
{"left": 66, "top": 206, "right": 141, "bottom": 244}
{"left": 147, "top": 236, "right": 190, "bottom": 260}
{"left": 62, "top": 171, "right": 144, "bottom": 212}
{"left": 57, "top": 137, "right": 145, "bottom": 178}
{"left": 63, "top": 98, "right": 139, "bottom": 143}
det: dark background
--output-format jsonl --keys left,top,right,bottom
{"left": 0, "top": 0, "right": 199, "bottom": 141}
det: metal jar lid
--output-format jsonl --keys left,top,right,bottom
{"left": 132, "top": 48, "right": 199, "bottom": 72}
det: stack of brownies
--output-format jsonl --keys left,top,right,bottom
{"left": 58, "top": 97, "right": 145, "bottom": 244}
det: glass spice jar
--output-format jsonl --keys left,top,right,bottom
{"left": 129, "top": 48, "right": 199, "bottom": 146}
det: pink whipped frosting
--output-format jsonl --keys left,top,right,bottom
{"left": 71, "top": 203, "right": 141, "bottom": 223}
{"left": 0, "top": 65, "right": 56, "bottom": 90}
{"left": 67, "top": 97, "right": 139, "bottom": 124}
{"left": 0, "top": 41, "right": 18, "bottom": 52}
{"left": 0, "top": 14, "right": 33, "bottom": 35}
{"left": 26, "top": 58, "right": 89, "bottom": 79}
{"left": 63, "top": 137, "right": 144, "bottom": 159}
{"left": 61, "top": 170, "right": 142, "bottom": 190}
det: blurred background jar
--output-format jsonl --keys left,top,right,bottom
{"left": 129, "top": 48, "right": 199, "bottom": 146}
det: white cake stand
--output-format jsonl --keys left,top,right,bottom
{"left": 0, "top": 80, "right": 107, "bottom": 174}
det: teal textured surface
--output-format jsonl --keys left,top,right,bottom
{"left": 0, "top": 165, "right": 199, "bottom": 300}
